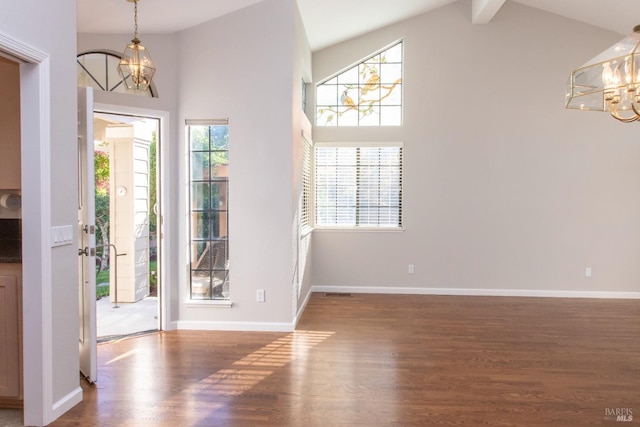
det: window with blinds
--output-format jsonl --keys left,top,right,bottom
{"left": 301, "top": 137, "right": 313, "bottom": 231}
{"left": 315, "top": 143, "right": 403, "bottom": 228}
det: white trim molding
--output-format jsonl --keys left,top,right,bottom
{"left": 94, "top": 103, "right": 172, "bottom": 333}
{"left": 0, "top": 32, "right": 54, "bottom": 427}
{"left": 293, "top": 287, "right": 313, "bottom": 328}
{"left": 184, "top": 300, "right": 233, "bottom": 309}
{"left": 173, "top": 320, "right": 295, "bottom": 332}
{"left": 312, "top": 285, "right": 640, "bottom": 299}
{"left": 0, "top": 32, "right": 47, "bottom": 63}
{"left": 51, "top": 387, "right": 83, "bottom": 420}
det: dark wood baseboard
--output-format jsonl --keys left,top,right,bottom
{"left": 0, "top": 398, "right": 23, "bottom": 409}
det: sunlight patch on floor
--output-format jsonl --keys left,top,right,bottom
{"left": 167, "top": 330, "right": 335, "bottom": 405}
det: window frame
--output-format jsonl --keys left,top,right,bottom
{"left": 313, "top": 141, "right": 404, "bottom": 232}
{"left": 186, "top": 119, "right": 231, "bottom": 302}
{"left": 315, "top": 40, "right": 403, "bottom": 127}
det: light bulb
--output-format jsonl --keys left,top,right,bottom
{"left": 603, "top": 62, "right": 615, "bottom": 87}
{"left": 613, "top": 63, "right": 622, "bottom": 86}
{"left": 625, "top": 58, "right": 632, "bottom": 84}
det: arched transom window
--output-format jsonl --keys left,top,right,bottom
{"left": 77, "top": 50, "right": 156, "bottom": 97}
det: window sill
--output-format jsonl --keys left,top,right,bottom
{"left": 313, "top": 226, "right": 404, "bottom": 233}
{"left": 185, "top": 299, "right": 233, "bottom": 308}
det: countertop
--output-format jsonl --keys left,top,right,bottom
{"left": 0, "top": 219, "right": 21, "bottom": 263}
{"left": 0, "top": 255, "right": 21, "bottom": 263}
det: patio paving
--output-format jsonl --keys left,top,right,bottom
{"left": 97, "top": 296, "right": 158, "bottom": 340}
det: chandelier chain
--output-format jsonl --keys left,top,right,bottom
{"left": 133, "top": 0, "right": 138, "bottom": 39}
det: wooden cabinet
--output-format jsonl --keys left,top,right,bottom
{"left": 0, "top": 57, "right": 21, "bottom": 190}
{"left": 0, "top": 264, "right": 22, "bottom": 406}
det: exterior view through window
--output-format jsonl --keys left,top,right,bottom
{"left": 187, "top": 121, "right": 230, "bottom": 300}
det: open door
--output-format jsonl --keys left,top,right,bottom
{"left": 78, "top": 87, "right": 97, "bottom": 383}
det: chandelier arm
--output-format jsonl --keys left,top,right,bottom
{"left": 631, "top": 100, "right": 640, "bottom": 119}
{"left": 609, "top": 109, "right": 640, "bottom": 123}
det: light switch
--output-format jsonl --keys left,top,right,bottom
{"left": 51, "top": 225, "right": 74, "bottom": 247}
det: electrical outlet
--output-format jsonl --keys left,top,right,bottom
{"left": 408, "top": 264, "right": 415, "bottom": 274}
{"left": 585, "top": 267, "right": 592, "bottom": 277}
{"left": 256, "top": 289, "right": 266, "bottom": 302}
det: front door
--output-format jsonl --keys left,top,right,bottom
{"left": 78, "top": 87, "right": 97, "bottom": 383}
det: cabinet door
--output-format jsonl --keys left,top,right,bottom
{"left": 0, "top": 57, "right": 21, "bottom": 189}
{"left": 0, "top": 273, "right": 20, "bottom": 397}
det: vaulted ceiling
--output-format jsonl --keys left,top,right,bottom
{"left": 77, "top": 0, "right": 640, "bottom": 51}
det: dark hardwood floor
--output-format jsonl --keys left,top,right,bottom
{"left": 50, "top": 293, "right": 639, "bottom": 426}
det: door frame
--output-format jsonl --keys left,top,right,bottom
{"left": 0, "top": 33, "right": 83, "bottom": 425}
{"left": 94, "top": 102, "right": 171, "bottom": 332}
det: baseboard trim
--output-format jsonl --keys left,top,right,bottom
{"left": 50, "top": 386, "right": 82, "bottom": 423}
{"left": 293, "top": 288, "right": 313, "bottom": 328}
{"left": 312, "top": 286, "right": 640, "bottom": 299}
{"left": 173, "top": 320, "right": 295, "bottom": 332}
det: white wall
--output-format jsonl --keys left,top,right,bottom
{"left": 0, "top": 0, "right": 81, "bottom": 424}
{"left": 176, "top": 0, "right": 299, "bottom": 328}
{"left": 292, "top": 0, "right": 314, "bottom": 319}
{"left": 311, "top": 0, "right": 640, "bottom": 295}
{"left": 79, "top": 0, "right": 314, "bottom": 330}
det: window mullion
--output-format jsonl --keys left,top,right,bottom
{"left": 104, "top": 54, "right": 109, "bottom": 93}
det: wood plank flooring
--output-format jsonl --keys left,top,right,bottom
{"left": 50, "top": 293, "right": 639, "bottom": 426}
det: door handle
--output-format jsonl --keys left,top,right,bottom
{"left": 78, "top": 247, "right": 96, "bottom": 256}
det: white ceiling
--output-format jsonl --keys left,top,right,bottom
{"left": 77, "top": 0, "right": 640, "bottom": 51}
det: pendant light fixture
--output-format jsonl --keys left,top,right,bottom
{"left": 566, "top": 25, "right": 640, "bottom": 123}
{"left": 118, "top": 0, "right": 156, "bottom": 93}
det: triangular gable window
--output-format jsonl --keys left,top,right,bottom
{"left": 316, "top": 41, "right": 403, "bottom": 126}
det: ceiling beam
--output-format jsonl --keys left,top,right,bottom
{"left": 472, "top": 0, "right": 507, "bottom": 24}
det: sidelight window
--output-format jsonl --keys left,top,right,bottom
{"left": 187, "top": 121, "right": 230, "bottom": 300}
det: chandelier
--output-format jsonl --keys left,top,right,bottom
{"left": 118, "top": 0, "right": 156, "bottom": 93}
{"left": 566, "top": 25, "right": 640, "bottom": 123}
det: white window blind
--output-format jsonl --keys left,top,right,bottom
{"left": 315, "top": 144, "right": 403, "bottom": 228}
{"left": 301, "top": 137, "right": 313, "bottom": 231}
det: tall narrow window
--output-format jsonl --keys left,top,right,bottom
{"left": 315, "top": 143, "right": 403, "bottom": 228}
{"left": 187, "top": 120, "right": 229, "bottom": 300}
{"left": 316, "top": 41, "right": 403, "bottom": 126}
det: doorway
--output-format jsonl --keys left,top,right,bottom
{"left": 92, "top": 112, "right": 161, "bottom": 341}
{"left": 0, "top": 51, "right": 24, "bottom": 424}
